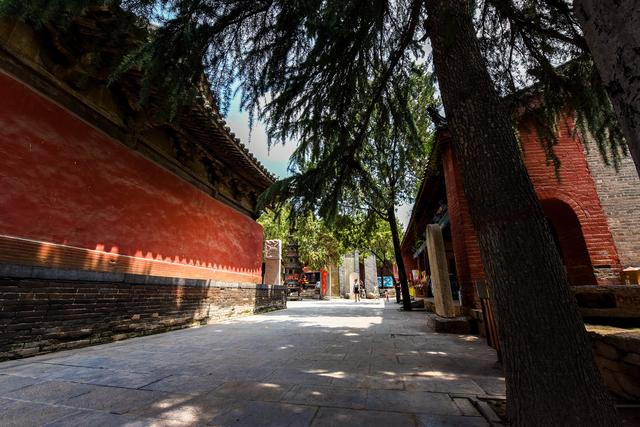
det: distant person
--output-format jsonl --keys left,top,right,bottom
{"left": 353, "top": 278, "right": 360, "bottom": 302}
{"left": 384, "top": 289, "right": 389, "bottom": 302}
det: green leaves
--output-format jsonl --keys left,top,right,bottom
{"left": 477, "top": 0, "right": 627, "bottom": 167}
{"left": 258, "top": 205, "right": 344, "bottom": 270}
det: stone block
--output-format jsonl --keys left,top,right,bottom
{"left": 426, "top": 313, "right": 471, "bottom": 334}
{"left": 426, "top": 224, "right": 455, "bottom": 318}
{"left": 572, "top": 285, "right": 640, "bottom": 318}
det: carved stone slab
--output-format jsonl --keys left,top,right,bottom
{"left": 265, "top": 239, "right": 282, "bottom": 260}
{"left": 264, "top": 239, "right": 282, "bottom": 286}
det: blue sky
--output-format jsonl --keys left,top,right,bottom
{"left": 225, "top": 97, "right": 295, "bottom": 180}
{"left": 225, "top": 96, "right": 415, "bottom": 228}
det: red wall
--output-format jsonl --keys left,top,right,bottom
{"left": 442, "top": 114, "right": 622, "bottom": 300}
{"left": 442, "top": 143, "right": 485, "bottom": 308}
{"left": 0, "top": 72, "right": 263, "bottom": 283}
{"left": 519, "top": 115, "right": 621, "bottom": 284}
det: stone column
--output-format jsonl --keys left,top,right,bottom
{"left": 364, "top": 255, "right": 379, "bottom": 297}
{"left": 341, "top": 253, "right": 356, "bottom": 297}
{"left": 264, "top": 239, "right": 282, "bottom": 286}
{"left": 426, "top": 224, "right": 455, "bottom": 318}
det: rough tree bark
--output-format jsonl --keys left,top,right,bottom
{"left": 388, "top": 207, "right": 412, "bottom": 310}
{"left": 574, "top": 0, "right": 640, "bottom": 178}
{"left": 424, "top": 0, "right": 619, "bottom": 425}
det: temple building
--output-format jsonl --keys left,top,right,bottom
{"left": 401, "top": 109, "right": 640, "bottom": 310}
{"left": 0, "top": 9, "right": 285, "bottom": 359}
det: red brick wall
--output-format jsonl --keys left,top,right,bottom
{"left": 442, "top": 143, "right": 485, "bottom": 308}
{"left": 442, "top": 114, "right": 622, "bottom": 309}
{"left": 0, "top": 72, "right": 263, "bottom": 283}
{"left": 519, "top": 115, "right": 621, "bottom": 284}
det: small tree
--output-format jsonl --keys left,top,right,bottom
{"left": 258, "top": 206, "right": 345, "bottom": 271}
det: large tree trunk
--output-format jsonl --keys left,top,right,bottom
{"left": 425, "top": 1, "right": 619, "bottom": 425}
{"left": 574, "top": 0, "right": 640, "bottom": 178}
{"left": 388, "top": 207, "right": 412, "bottom": 310}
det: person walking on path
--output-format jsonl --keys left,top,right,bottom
{"left": 353, "top": 279, "right": 360, "bottom": 302}
{"left": 384, "top": 289, "right": 389, "bottom": 302}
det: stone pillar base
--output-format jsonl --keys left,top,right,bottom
{"left": 426, "top": 312, "right": 471, "bottom": 334}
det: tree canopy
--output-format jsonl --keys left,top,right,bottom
{"left": 1, "top": 0, "right": 629, "bottom": 169}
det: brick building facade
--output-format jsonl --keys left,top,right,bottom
{"left": 0, "top": 12, "right": 285, "bottom": 359}
{"left": 401, "top": 112, "right": 640, "bottom": 309}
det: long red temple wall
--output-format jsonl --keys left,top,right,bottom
{"left": 0, "top": 72, "right": 263, "bottom": 283}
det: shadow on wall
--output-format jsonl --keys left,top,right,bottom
{"left": 0, "top": 234, "right": 262, "bottom": 284}
{"left": 0, "top": 239, "right": 286, "bottom": 360}
{"left": 540, "top": 198, "right": 597, "bottom": 286}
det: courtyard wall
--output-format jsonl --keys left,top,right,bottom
{"left": 0, "top": 16, "right": 283, "bottom": 359}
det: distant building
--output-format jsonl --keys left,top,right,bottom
{"left": 401, "top": 112, "right": 640, "bottom": 309}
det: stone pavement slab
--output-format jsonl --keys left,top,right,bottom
{"left": 282, "top": 384, "right": 368, "bottom": 409}
{"left": 3, "top": 380, "right": 94, "bottom": 404}
{"left": 0, "top": 374, "right": 44, "bottom": 393}
{"left": 208, "top": 400, "right": 318, "bottom": 427}
{"left": 141, "top": 373, "right": 224, "bottom": 395}
{"left": 127, "top": 394, "right": 229, "bottom": 423}
{"left": 0, "top": 399, "right": 80, "bottom": 427}
{"left": 365, "top": 388, "right": 461, "bottom": 415}
{"left": 311, "top": 407, "right": 416, "bottom": 427}
{"left": 211, "top": 381, "right": 292, "bottom": 402}
{"left": 416, "top": 414, "right": 489, "bottom": 426}
{"left": 44, "top": 410, "right": 151, "bottom": 427}
{"left": 60, "top": 385, "right": 169, "bottom": 414}
{"left": 0, "top": 299, "right": 504, "bottom": 426}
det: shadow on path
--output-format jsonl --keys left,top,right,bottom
{"left": 0, "top": 299, "right": 504, "bottom": 426}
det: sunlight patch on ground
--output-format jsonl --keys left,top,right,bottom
{"left": 152, "top": 395, "right": 192, "bottom": 409}
{"left": 412, "top": 370, "right": 460, "bottom": 380}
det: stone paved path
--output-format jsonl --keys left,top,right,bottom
{"left": 0, "top": 300, "right": 505, "bottom": 426}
